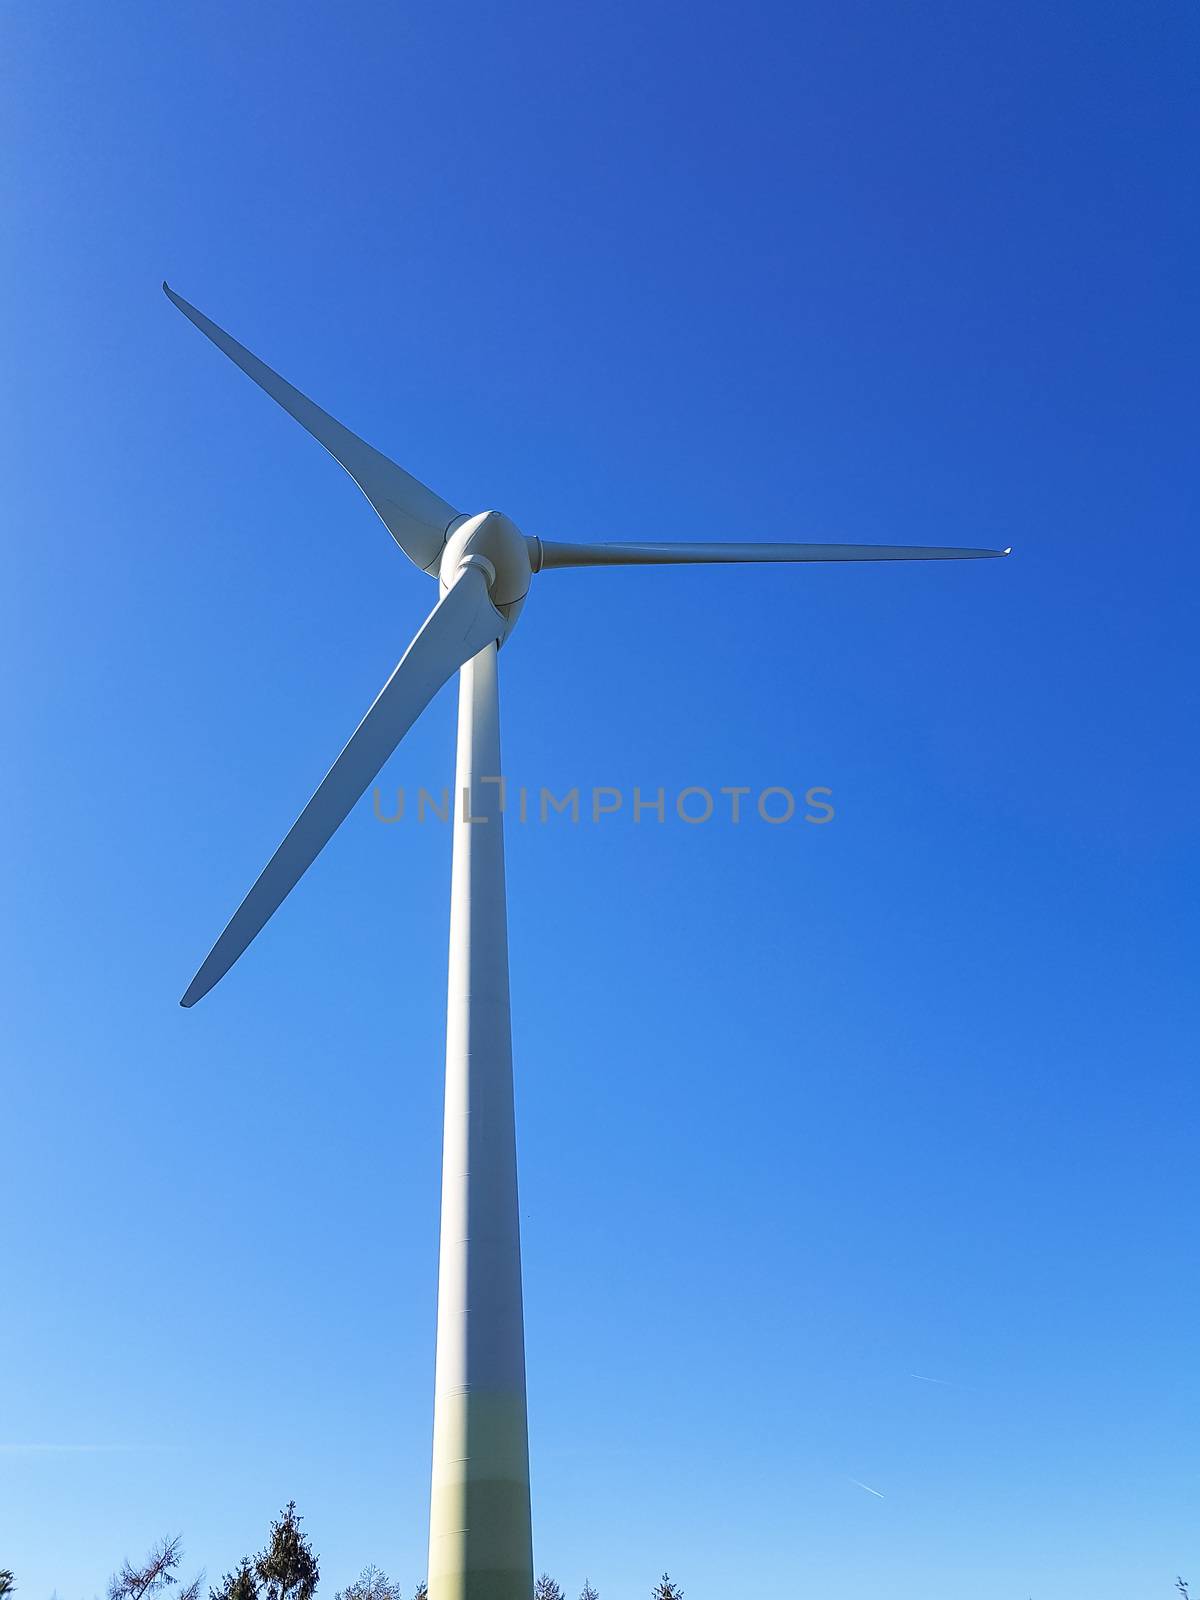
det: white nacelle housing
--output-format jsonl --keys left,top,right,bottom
{"left": 437, "top": 510, "right": 532, "bottom": 635}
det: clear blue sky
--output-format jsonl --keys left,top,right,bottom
{"left": 2, "top": 3, "right": 1197, "bottom": 1596}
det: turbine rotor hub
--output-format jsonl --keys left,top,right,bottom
{"left": 438, "top": 511, "right": 532, "bottom": 636}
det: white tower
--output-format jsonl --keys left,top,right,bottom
{"left": 429, "top": 643, "right": 533, "bottom": 1599}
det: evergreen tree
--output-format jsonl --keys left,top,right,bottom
{"left": 412, "top": 1587, "right": 428, "bottom": 1600}
{"left": 254, "top": 1504, "right": 319, "bottom": 1600}
{"left": 534, "top": 1579, "right": 564, "bottom": 1600}
{"left": 0, "top": 1573, "right": 14, "bottom": 1599}
{"left": 580, "top": 1584, "right": 600, "bottom": 1600}
{"left": 651, "top": 1577, "right": 683, "bottom": 1600}
{"left": 210, "top": 1561, "right": 259, "bottom": 1600}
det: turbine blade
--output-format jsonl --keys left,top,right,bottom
{"left": 534, "top": 539, "right": 1010, "bottom": 568}
{"left": 163, "top": 282, "right": 458, "bottom": 571}
{"left": 181, "top": 566, "right": 503, "bottom": 1007}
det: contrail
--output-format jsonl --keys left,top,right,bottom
{"left": 910, "top": 1372, "right": 978, "bottom": 1392}
{"left": 850, "top": 1477, "right": 885, "bottom": 1498}
{"left": 0, "top": 1444, "right": 176, "bottom": 1454}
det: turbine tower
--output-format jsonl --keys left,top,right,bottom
{"left": 164, "top": 283, "right": 1008, "bottom": 1600}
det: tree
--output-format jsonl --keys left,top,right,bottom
{"left": 580, "top": 1584, "right": 600, "bottom": 1600}
{"left": 651, "top": 1578, "right": 683, "bottom": 1600}
{"left": 412, "top": 1587, "right": 427, "bottom": 1600}
{"left": 108, "top": 1537, "right": 202, "bottom": 1600}
{"left": 334, "top": 1569, "right": 403, "bottom": 1600}
{"left": 534, "top": 1579, "right": 563, "bottom": 1600}
{"left": 210, "top": 1561, "right": 259, "bottom": 1600}
{"left": 0, "top": 1573, "right": 14, "bottom": 1599}
{"left": 254, "top": 1504, "right": 319, "bottom": 1600}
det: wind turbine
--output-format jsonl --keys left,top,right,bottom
{"left": 164, "top": 282, "right": 1008, "bottom": 1600}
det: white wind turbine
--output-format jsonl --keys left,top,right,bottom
{"left": 165, "top": 283, "right": 1008, "bottom": 1600}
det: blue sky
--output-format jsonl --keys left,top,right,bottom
{"left": 2, "top": 2, "right": 1197, "bottom": 1595}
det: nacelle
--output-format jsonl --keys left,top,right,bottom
{"left": 438, "top": 510, "right": 533, "bottom": 634}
